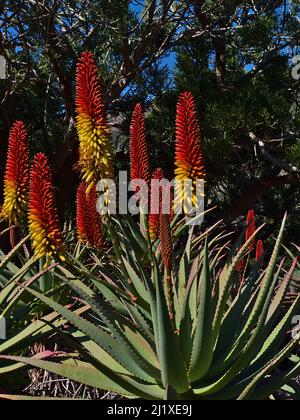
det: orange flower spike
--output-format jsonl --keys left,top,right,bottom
{"left": 175, "top": 92, "right": 205, "bottom": 211}
{"left": 2, "top": 121, "right": 29, "bottom": 225}
{"left": 256, "top": 240, "right": 264, "bottom": 262}
{"left": 28, "top": 153, "right": 64, "bottom": 261}
{"left": 130, "top": 103, "right": 150, "bottom": 188}
{"left": 246, "top": 209, "right": 256, "bottom": 252}
{"left": 76, "top": 52, "right": 114, "bottom": 191}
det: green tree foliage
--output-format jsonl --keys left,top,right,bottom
{"left": 0, "top": 1, "right": 299, "bottom": 236}
{"left": 146, "top": 1, "right": 300, "bottom": 239}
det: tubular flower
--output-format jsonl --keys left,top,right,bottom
{"left": 76, "top": 183, "right": 105, "bottom": 249}
{"left": 28, "top": 153, "right": 64, "bottom": 261}
{"left": 76, "top": 52, "right": 114, "bottom": 192}
{"left": 246, "top": 209, "right": 256, "bottom": 251}
{"left": 256, "top": 240, "right": 264, "bottom": 263}
{"left": 175, "top": 92, "right": 205, "bottom": 213}
{"left": 2, "top": 121, "right": 29, "bottom": 225}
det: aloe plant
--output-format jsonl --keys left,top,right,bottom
{"left": 0, "top": 230, "right": 74, "bottom": 392}
{"left": 0, "top": 212, "right": 299, "bottom": 400}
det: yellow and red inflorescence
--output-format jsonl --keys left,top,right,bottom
{"left": 175, "top": 92, "right": 205, "bottom": 212}
{"left": 76, "top": 52, "right": 114, "bottom": 192}
{"left": 28, "top": 153, "right": 64, "bottom": 261}
{"left": 2, "top": 121, "right": 29, "bottom": 225}
{"left": 76, "top": 183, "right": 105, "bottom": 249}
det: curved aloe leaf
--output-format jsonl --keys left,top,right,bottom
{"left": 153, "top": 258, "right": 189, "bottom": 393}
{"left": 0, "top": 355, "right": 164, "bottom": 399}
{"left": 189, "top": 237, "right": 213, "bottom": 382}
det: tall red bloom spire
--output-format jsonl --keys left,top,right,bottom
{"left": 77, "top": 183, "right": 89, "bottom": 243}
{"left": 149, "top": 168, "right": 164, "bottom": 241}
{"left": 160, "top": 212, "right": 174, "bottom": 320}
{"left": 246, "top": 209, "right": 256, "bottom": 251}
{"left": 76, "top": 52, "right": 114, "bottom": 192}
{"left": 237, "top": 210, "right": 257, "bottom": 273}
{"left": 130, "top": 103, "right": 150, "bottom": 191}
{"left": 236, "top": 258, "right": 246, "bottom": 273}
{"left": 76, "top": 183, "right": 105, "bottom": 249}
{"left": 2, "top": 121, "right": 29, "bottom": 225}
{"left": 256, "top": 240, "right": 264, "bottom": 262}
{"left": 175, "top": 92, "right": 205, "bottom": 212}
{"left": 160, "top": 213, "right": 173, "bottom": 270}
{"left": 28, "top": 153, "right": 64, "bottom": 260}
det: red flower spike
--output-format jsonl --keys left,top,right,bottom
{"left": 76, "top": 183, "right": 89, "bottom": 243}
{"left": 237, "top": 258, "right": 246, "bottom": 273}
{"left": 28, "top": 153, "right": 64, "bottom": 261}
{"left": 76, "top": 52, "right": 106, "bottom": 121}
{"left": 246, "top": 209, "right": 256, "bottom": 251}
{"left": 76, "top": 183, "right": 105, "bottom": 249}
{"left": 159, "top": 212, "right": 173, "bottom": 270}
{"left": 88, "top": 185, "right": 105, "bottom": 249}
{"left": 160, "top": 212, "right": 175, "bottom": 320}
{"left": 2, "top": 121, "right": 29, "bottom": 225}
{"left": 130, "top": 103, "right": 150, "bottom": 190}
{"left": 149, "top": 168, "right": 164, "bottom": 241}
{"left": 256, "top": 240, "right": 264, "bottom": 262}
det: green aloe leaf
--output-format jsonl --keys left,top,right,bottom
{"left": 266, "top": 258, "right": 298, "bottom": 322}
{"left": 153, "top": 257, "right": 189, "bottom": 394}
{"left": 227, "top": 215, "right": 287, "bottom": 360}
{"left": 244, "top": 296, "right": 300, "bottom": 377}
{"left": 60, "top": 275, "right": 160, "bottom": 379}
{"left": 0, "top": 355, "right": 163, "bottom": 399}
{"left": 0, "top": 235, "right": 30, "bottom": 272}
{"left": 122, "top": 258, "right": 149, "bottom": 303}
{"left": 238, "top": 333, "right": 300, "bottom": 400}
{"left": 23, "top": 286, "right": 158, "bottom": 383}
{"left": 212, "top": 224, "right": 265, "bottom": 346}
{"left": 0, "top": 306, "right": 89, "bottom": 355}
{"left": 211, "top": 217, "right": 287, "bottom": 379}
{"left": 189, "top": 237, "right": 213, "bottom": 382}
{"left": 0, "top": 395, "right": 80, "bottom": 400}
{"left": 195, "top": 217, "right": 288, "bottom": 395}
{"left": 249, "top": 360, "right": 300, "bottom": 401}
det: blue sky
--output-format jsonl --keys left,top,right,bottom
{"left": 130, "top": 1, "right": 177, "bottom": 72}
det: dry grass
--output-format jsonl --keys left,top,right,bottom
{"left": 25, "top": 368, "right": 118, "bottom": 400}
